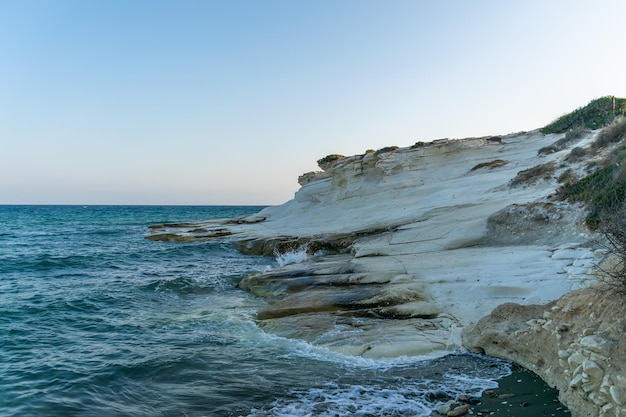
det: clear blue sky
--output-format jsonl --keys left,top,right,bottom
{"left": 1, "top": 0, "right": 625, "bottom": 205}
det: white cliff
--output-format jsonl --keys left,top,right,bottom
{"left": 149, "top": 129, "right": 603, "bottom": 358}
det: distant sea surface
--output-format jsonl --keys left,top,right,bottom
{"left": 0, "top": 205, "right": 513, "bottom": 417}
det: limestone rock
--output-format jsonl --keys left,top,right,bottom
{"left": 447, "top": 404, "right": 470, "bottom": 416}
{"left": 436, "top": 400, "right": 456, "bottom": 415}
{"left": 580, "top": 335, "right": 612, "bottom": 356}
{"left": 146, "top": 128, "right": 618, "bottom": 417}
{"left": 582, "top": 359, "right": 604, "bottom": 381}
{"left": 610, "top": 386, "right": 625, "bottom": 406}
{"left": 462, "top": 288, "right": 626, "bottom": 417}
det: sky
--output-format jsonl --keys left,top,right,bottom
{"left": 1, "top": 0, "right": 626, "bottom": 205}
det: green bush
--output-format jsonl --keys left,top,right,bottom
{"left": 557, "top": 169, "right": 577, "bottom": 184}
{"left": 538, "top": 126, "right": 590, "bottom": 156}
{"left": 317, "top": 154, "right": 345, "bottom": 167}
{"left": 542, "top": 96, "right": 626, "bottom": 134}
{"left": 565, "top": 146, "right": 587, "bottom": 162}
{"left": 557, "top": 126, "right": 588, "bottom": 146}
{"left": 375, "top": 146, "right": 399, "bottom": 155}
{"left": 560, "top": 146, "right": 626, "bottom": 228}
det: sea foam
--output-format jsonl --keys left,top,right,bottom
{"left": 275, "top": 247, "right": 310, "bottom": 266}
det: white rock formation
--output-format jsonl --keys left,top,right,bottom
{"left": 149, "top": 129, "right": 604, "bottom": 359}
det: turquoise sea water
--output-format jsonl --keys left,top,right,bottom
{"left": 0, "top": 205, "right": 512, "bottom": 417}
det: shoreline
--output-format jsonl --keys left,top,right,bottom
{"left": 431, "top": 365, "right": 570, "bottom": 417}
{"left": 147, "top": 130, "right": 612, "bottom": 416}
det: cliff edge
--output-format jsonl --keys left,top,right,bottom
{"left": 149, "top": 97, "right": 626, "bottom": 416}
{"left": 149, "top": 129, "right": 601, "bottom": 355}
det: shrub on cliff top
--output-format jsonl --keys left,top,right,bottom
{"left": 592, "top": 117, "right": 626, "bottom": 149}
{"left": 542, "top": 96, "right": 626, "bottom": 134}
{"left": 510, "top": 162, "right": 557, "bottom": 187}
{"left": 557, "top": 168, "right": 577, "bottom": 185}
{"left": 470, "top": 159, "right": 508, "bottom": 171}
{"left": 537, "top": 144, "right": 560, "bottom": 156}
{"left": 560, "top": 145, "right": 626, "bottom": 228}
{"left": 317, "top": 154, "right": 345, "bottom": 168}
{"left": 565, "top": 146, "right": 588, "bottom": 162}
{"left": 374, "top": 146, "right": 399, "bottom": 155}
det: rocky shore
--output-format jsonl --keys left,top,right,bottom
{"left": 463, "top": 287, "right": 626, "bottom": 416}
{"left": 149, "top": 126, "right": 623, "bottom": 416}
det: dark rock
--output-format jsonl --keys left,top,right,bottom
{"left": 425, "top": 391, "right": 453, "bottom": 402}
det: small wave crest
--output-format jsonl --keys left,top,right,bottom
{"left": 256, "top": 383, "right": 432, "bottom": 417}
{"left": 245, "top": 343, "right": 511, "bottom": 417}
{"left": 274, "top": 243, "right": 328, "bottom": 267}
{"left": 274, "top": 248, "right": 310, "bottom": 267}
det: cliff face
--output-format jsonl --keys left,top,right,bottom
{"left": 148, "top": 130, "right": 603, "bottom": 359}
{"left": 148, "top": 123, "right": 626, "bottom": 415}
{"left": 462, "top": 288, "right": 626, "bottom": 417}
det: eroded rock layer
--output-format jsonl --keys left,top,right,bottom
{"left": 148, "top": 130, "right": 604, "bottom": 360}
{"left": 462, "top": 288, "right": 626, "bottom": 417}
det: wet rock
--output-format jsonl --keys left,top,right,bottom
{"left": 426, "top": 391, "right": 453, "bottom": 403}
{"left": 435, "top": 400, "right": 456, "bottom": 415}
{"left": 447, "top": 404, "right": 470, "bottom": 416}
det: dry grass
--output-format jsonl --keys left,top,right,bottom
{"left": 592, "top": 117, "right": 626, "bottom": 149}
{"left": 510, "top": 162, "right": 557, "bottom": 187}
{"left": 470, "top": 159, "right": 507, "bottom": 171}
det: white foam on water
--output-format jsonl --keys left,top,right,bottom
{"left": 245, "top": 331, "right": 513, "bottom": 417}
{"left": 258, "top": 383, "right": 432, "bottom": 417}
{"left": 256, "top": 330, "right": 447, "bottom": 370}
{"left": 275, "top": 248, "right": 310, "bottom": 266}
{"left": 248, "top": 360, "right": 512, "bottom": 417}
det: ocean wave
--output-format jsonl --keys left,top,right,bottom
{"left": 247, "top": 353, "right": 510, "bottom": 417}
{"left": 0, "top": 253, "right": 90, "bottom": 272}
{"left": 1, "top": 206, "right": 524, "bottom": 417}
{"left": 141, "top": 276, "right": 212, "bottom": 295}
{"left": 256, "top": 383, "right": 432, "bottom": 417}
{"left": 275, "top": 248, "right": 310, "bottom": 266}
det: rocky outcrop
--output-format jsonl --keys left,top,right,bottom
{"left": 462, "top": 287, "right": 626, "bottom": 417}
{"left": 148, "top": 130, "right": 605, "bottom": 360}
{"left": 146, "top": 124, "right": 626, "bottom": 415}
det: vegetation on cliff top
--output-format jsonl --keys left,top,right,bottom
{"left": 541, "top": 96, "right": 626, "bottom": 134}
{"left": 559, "top": 117, "right": 626, "bottom": 229}
{"left": 510, "top": 161, "right": 557, "bottom": 187}
{"left": 470, "top": 159, "right": 508, "bottom": 171}
{"left": 317, "top": 154, "right": 345, "bottom": 169}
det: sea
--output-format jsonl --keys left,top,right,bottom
{"left": 0, "top": 205, "right": 515, "bottom": 417}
